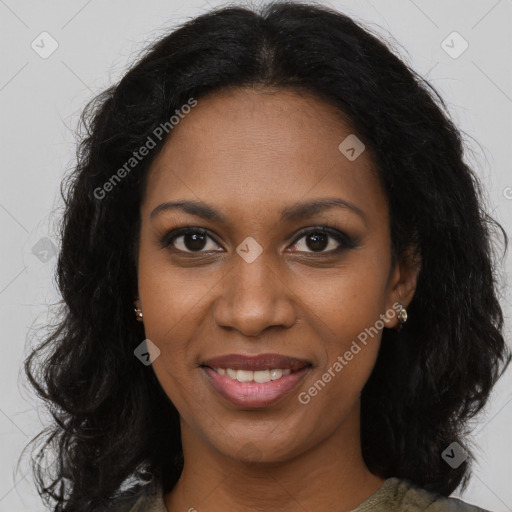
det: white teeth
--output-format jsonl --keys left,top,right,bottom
{"left": 270, "top": 368, "right": 282, "bottom": 380}
{"left": 236, "top": 370, "right": 253, "bottom": 382}
{"left": 215, "top": 367, "right": 293, "bottom": 383}
{"left": 226, "top": 368, "right": 237, "bottom": 379}
{"left": 254, "top": 369, "right": 270, "bottom": 383}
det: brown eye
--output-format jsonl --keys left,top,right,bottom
{"left": 288, "top": 227, "right": 357, "bottom": 254}
{"left": 304, "top": 232, "right": 329, "bottom": 251}
{"left": 161, "top": 228, "right": 222, "bottom": 253}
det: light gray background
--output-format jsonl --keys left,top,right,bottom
{"left": 1, "top": 0, "right": 511, "bottom": 510}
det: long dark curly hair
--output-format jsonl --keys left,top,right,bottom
{"left": 22, "top": 1, "right": 510, "bottom": 510}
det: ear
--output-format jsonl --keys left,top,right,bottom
{"left": 383, "top": 244, "right": 421, "bottom": 329}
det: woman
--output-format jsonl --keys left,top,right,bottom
{"left": 23, "top": 2, "right": 510, "bottom": 511}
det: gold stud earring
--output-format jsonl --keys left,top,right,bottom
{"left": 134, "top": 303, "right": 143, "bottom": 321}
{"left": 396, "top": 303, "right": 407, "bottom": 331}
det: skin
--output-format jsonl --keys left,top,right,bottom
{"left": 135, "top": 86, "right": 420, "bottom": 512}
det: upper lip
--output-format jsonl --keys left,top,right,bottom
{"left": 201, "top": 353, "right": 311, "bottom": 371}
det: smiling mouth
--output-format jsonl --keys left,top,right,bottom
{"left": 199, "top": 352, "right": 312, "bottom": 407}
{"left": 200, "top": 364, "right": 312, "bottom": 408}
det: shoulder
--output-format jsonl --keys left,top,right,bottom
{"left": 354, "top": 477, "right": 491, "bottom": 512}
{"left": 394, "top": 477, "right": 491, "bottom": 512}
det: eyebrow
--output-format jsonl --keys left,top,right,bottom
{"left": 150, "top": 197, "right": 367, "bottom": 225}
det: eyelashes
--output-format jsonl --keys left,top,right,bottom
{"left": 159, "top": 225, "right": 359, "bottom": 256}
{"left": 289, "top": 226, "right": 358, "bottom": 253}
{"left": 161, "top": 227, "right": 221, "bottom": 254}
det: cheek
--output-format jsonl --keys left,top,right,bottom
{"left": 293, "top": 251, "right": 390, "bottom": 340}
{"left": 291, "top": 251, "right": 389, "bottom": 395}
{"left": 137, "top": 243, "right": 222, "bottom": 344}
{"left": 136, "top": 247, "right": 224, "bottom": 411}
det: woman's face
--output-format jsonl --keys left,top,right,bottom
{"left": 137, "top": 87, "right": 412, "bottom": 463}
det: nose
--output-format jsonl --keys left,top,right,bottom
{"left": 213, "top": 251, "right": 297, "bottom": 337}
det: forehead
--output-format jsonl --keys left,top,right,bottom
{"left": 142, "top": 87, "right": 386, "bottom": 223}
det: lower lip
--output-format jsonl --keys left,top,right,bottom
{"left": 202, "top": 366, "right": 311, "bottom": 408}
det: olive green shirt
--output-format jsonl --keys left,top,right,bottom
{"left": 115, "top": 476, "right": 490, "bottom": 511}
